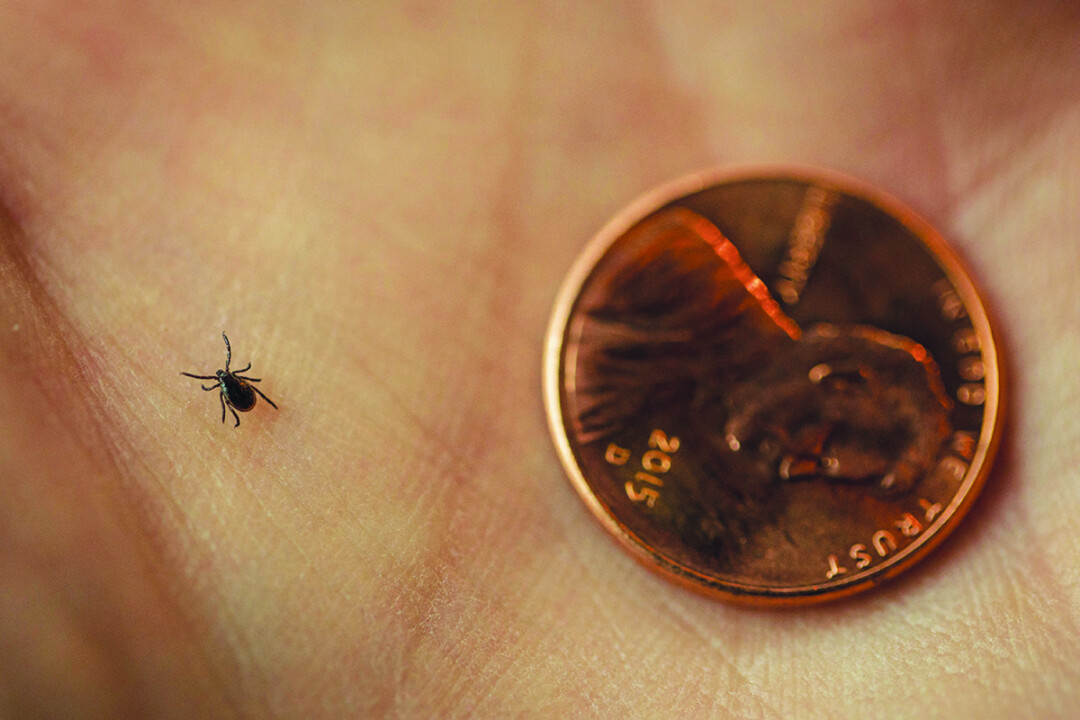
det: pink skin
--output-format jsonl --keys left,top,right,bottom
{"left": 0, "top": 3, "right": 1076, "bottom": 718}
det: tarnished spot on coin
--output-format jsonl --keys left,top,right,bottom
{"left": 544, "top": 168, "right": 1003, "bottom": 605}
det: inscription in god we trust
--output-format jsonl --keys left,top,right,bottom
{"left": 824, "top": 500, "right": 942, "bottom": 580}
{"left": 934, "top": 279, "right": 987, "bottom": 407}
{"left": 604, "top": 430, "right": 680, "bottom": 509}
{"left": 823, "top": 430, "right": 976, "bottom": 579}
{"left": 775, "top": 186, "right": 837, "bottom": 306}
{"left": 549, "top": 172, "right": 1004, "bottom": 603}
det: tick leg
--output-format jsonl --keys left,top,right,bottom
{"left": 222, "top": 332, "right": 232, "bottom": 371}
{"left": 201, "top": 383, "right": 218, "bottom": 392}
{"left": 233, "top": 363, "right": 252, "bottom": 374}
{"left": 229, "top": 405, "right": 241, "bottom": 428}
{"left": 251, "top": 385, "right": 278, "bottom": 409}
{"left": 236, "top": 374, "right": 261, "bottom": 382}
{"left": 219, "top": 391, "right": 227, "bottom": 424}
{"left": 181, "top": 372, "right": 218, "bottom": 380}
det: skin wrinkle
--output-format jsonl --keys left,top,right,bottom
{"left": 285, "top": 292, "right": 549, "bottom": 708}
{"left": 601, "top": 586, "right": 785, "bottom": 719}
{"left": 113, "top": 338, "right": 332, "bottom": 719}
{"left": 0, "top": 1, "right": 1077, "bottom": 717}
{"left": 0, "top": 218, "right": 242, "bottom": 716}
{"left": 400, "top": 483, "right": 544, "bottom": 712}
{"left": 99, "top": 379, "right": 275, "bottom": 719}
{"left": 959, "top": 139, "right": 1080, "bottom": 620}
{"left": 364, "top": 12, "right": 566, "bottom": 709}
{"left": 416, "top": 5, "right": 747, "bottom": 716}
{"left": 365, "top": 328, "right": 564, "bottom": 710}
{"left": 0, "top": 22, "right": 324, "bottom": 703}
{"left": 19, "top": 2, "right": 667, "bottom": 716}
{"left": 883, "top": 536, "right": 1074, "bottom": 714}
{"left": 663, "top": 596, "right": 828, "bottom": 718}
{"left": 238, "top": 440, "right": 437, "bottom": 717}
{"left": 906, "top": 6, "right": 1080, "bottom": 213}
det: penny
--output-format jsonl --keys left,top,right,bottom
{"left": 543, "top": 168, "right": 1004, "bottom": 605}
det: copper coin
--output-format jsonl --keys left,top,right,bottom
{"left": 543, "top": 167, "right": 1004, "bottom": 605}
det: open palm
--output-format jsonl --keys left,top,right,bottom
{"left": 1, "top": 2, "right": 1077, "bottom": 718}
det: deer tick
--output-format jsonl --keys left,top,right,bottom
{"left": 181, "top": 332, "right": 278, "bottom": 427}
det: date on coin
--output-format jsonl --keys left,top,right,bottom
{"left": 543, "top": 168, "right": 1003, "bottom": 605}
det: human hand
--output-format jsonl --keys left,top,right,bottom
{"left": 0, "top": 2, "right": 1076, "bottom": 717}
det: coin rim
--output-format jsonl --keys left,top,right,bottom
{"left": 543, "top": 165, "right": 1005, "bottom": 605}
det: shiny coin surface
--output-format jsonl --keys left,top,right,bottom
{"left": 544, "top": 168, "right": 1003, "bottom": 604}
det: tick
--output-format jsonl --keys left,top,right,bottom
{"left": 181, "top": 332, "right": 278, "bottom": 427}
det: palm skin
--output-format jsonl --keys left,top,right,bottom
{"left": 0, "top": 2, "right": 1077, "bottom": 718}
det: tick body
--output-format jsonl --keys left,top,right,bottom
{"left": 181, "top": 332, "right": 277, "bottom": 427}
